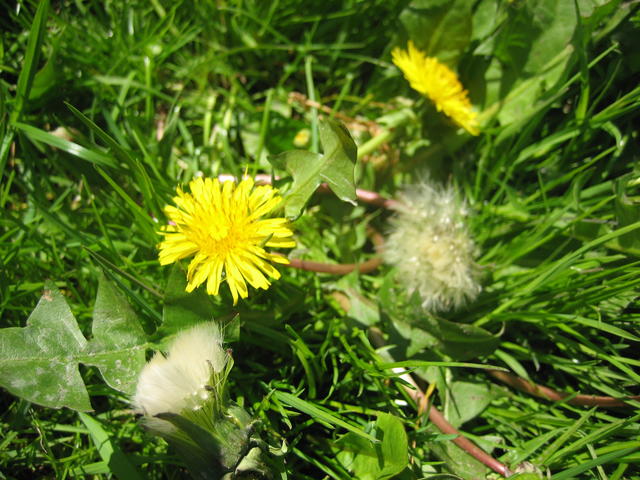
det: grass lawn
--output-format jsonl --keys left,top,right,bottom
{"left": 1, "top": 1, "right": 639, "bottom": 479}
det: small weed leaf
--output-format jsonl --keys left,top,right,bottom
{"left": 269, "top": 118, "right": 357, "bottom": 219}
{"left": 335, "top": 413, "right": 408, "bottom": 480}
{"left": 0, "top": 277, "right": 147, "bottom": 411}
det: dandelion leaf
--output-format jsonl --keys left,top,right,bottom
{"left": 491, "top": 0, "right": 577, "bottom": 125}
{"left": 159, "top": 265, "right": 240, "bottom": 344}
{"left": 160, "top": 263, "right": 216, "bottom": 337}
{"left": 0, "top": 277, "right": 147, "bottom": 411}
{"left": 413, "top": 315, "right": 500, "bottom": 361}
{"left": 84, "top": 274, "right": 147, "bottom": 395}
{"left": 444, "top": 381, "right": 498, "bottom": 428}
{"left": 427, "top": 431, "right": 488, "bottom": 479}
{"left": 270, "top": 118, "right": 356, "bottom": 218}
{"left": 399, "top": 0, "right": 473, "bottom": 64}
{"left": 0, "top": 281, "right": 91, "bottom": 411}
{"left": 335, "top": 413, "right": 408, "bottom": 480}
{"left": 390, "top": 302, "right": 499, "bottom": 361}
{"left": 317, "top": 118, "right": 357, "bottom": 204}
{"left": 270, "top": 149, "right": 323, "bottom": 218}
{"left": 376, "top": 413, "right": 409, "bottom": 479}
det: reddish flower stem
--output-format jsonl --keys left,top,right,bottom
{"left": 285, "top": 256, "right": 382, "bottom": 275}
{"left": 367, "top": 328, "right": 511, "bottom": 477}
{"left": 427, "top": 406, "right": 511, "bottom": 477}
{"left": 487, "top": 370, "right": 640, "bottom": 409}
{"left": 315, "top": 183, "right": 401, "bottom": 209}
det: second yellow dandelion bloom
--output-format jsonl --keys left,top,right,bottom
{"left": 392, "top": 41, "right": 479, "bottom": 135}
{"left": 158, "top": 176, "right": 295, "bottom": 304}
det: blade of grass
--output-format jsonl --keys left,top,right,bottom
{"left": 77, "top": 412, "right": 144, "bottom": 480}
{"left": 13, "top": 122, "right": 118, "bottom": 168}
{"left": 546, "top": 414, "right": 640, "bottom": 466}
{"left": 1, "top": 0, "right": 49, "bottom": 180}
{"left": 550, "top": 445, "right": 640, "bottom": 480}
{"left": 304, "top": 56, "right": 319, "bottom": 153}
{"left": 94, "top": 166, "right": 157, "bottom": 242}
{"left": 273, "top": 391, "right": 376, "bottom": 442}
{"left": 537, "top": 408, "right": 596, "bottom": 466}
{"left": 377, "top": 360, "right": 507, "bottom": 371}
{"left": 9, "top": 0, "right": 50, "bottom": 125}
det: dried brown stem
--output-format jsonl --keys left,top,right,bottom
{"left": 284, "top": 223, "right": 384, "bottom": 275}
{"left": 355, "top": 188, "right": 401, "bottom": 209}
{"left": 488, "top": 370, "right": 640, "bottom": 409}
{"left": 287, "top": 92, "right": 381, "bottom": 132}
{"left": 285, "top": 256, "right": 382, "bottom": 275}
{"left": 367, "top": 328, "right": 511, "bottom": 477}
{"left": 314, "top": 183, "right": 401, "bottom": 209}
{"left": 427, "top": 406, "right": 511, "bottom": 477}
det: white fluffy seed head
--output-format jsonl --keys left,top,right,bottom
{"left": 133, "top": 322, "right": 228, "bottom": 417}
{"left": 382, "top": 180, "right": 481, "bottom": 311}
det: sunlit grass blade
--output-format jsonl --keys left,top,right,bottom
{"left": 273, "top": 391, "right": 377, "bottom": 442}
{"left": 77, "top": 413, "right": 144, "bottom": 480}
{"left": 13, "top": 122, "right": 118, "bottom": 168}
{"left": 10, "top": 0, "right": 50, "bottom": 125}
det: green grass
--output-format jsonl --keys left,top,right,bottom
{"left": 1, "top": 0, "right": 639, "bottom": 479}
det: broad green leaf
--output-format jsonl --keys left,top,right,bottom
{"left": 427, "top": 431, "right": 488, "bottom": 480}
{"left": 444, "top": 381, "right": 497, "bottom": 428}
{"left": 493, "top": 0, "right": 576, "bottom": 74}
{"left": 0, "top": 281, "right": 91, "bottom": 411}
{"left": 269, "top": 118, "right": 357, "bottom": 218}
{"left": 336, "top": 433, "right": 377, "bottom": 480}
{"left": 335, "top": 413, "right": 408, "bottom": 480}
{"left": 78, "top": 412, "right": 144, "bottom": 480}
{"left": 399, "top": 0, "right": 473, "bottom": 64}
{"left": 271, "top": 150, "right": 324, "bottom": 218}
{"left": 160, "top": 263, "right": 216, "bottom": 337}
{"left": 344, "top": 289, "right": 380, "bottom": 327}
{"left": 377, "top": 413, "right": 409, "bottom": 479}
{"left": 84, "top": 275, "right": 147, "bottom": 395}
{"left": 333, "top": 273, "right": 380, "bottom": 327}
{"left": 407, "top": 314, "right": 499, "bottom": 361}
{"left": 317, "top": 119, "right": 357, "bottom": 203}
{"left": 0, "top": 278, "right": 148, "bottom": 411}
{"left": 26, "top": 36, "right": 63, "bottom": 109}
{"left": 484, "top": 0, "right": 616, "bottom": 126}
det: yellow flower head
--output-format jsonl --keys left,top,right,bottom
{"left": 158, "top": 176, "right": 295, "bottom": 304}
{"left": 391, "top": 41, "right": 479, "bottom": 135}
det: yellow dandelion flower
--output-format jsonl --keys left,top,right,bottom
{"left": 391, "top": 41, "right": 479, "bottom": 135}
{"left": 158, "top": 176, "right": 295, "bottom": 304}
